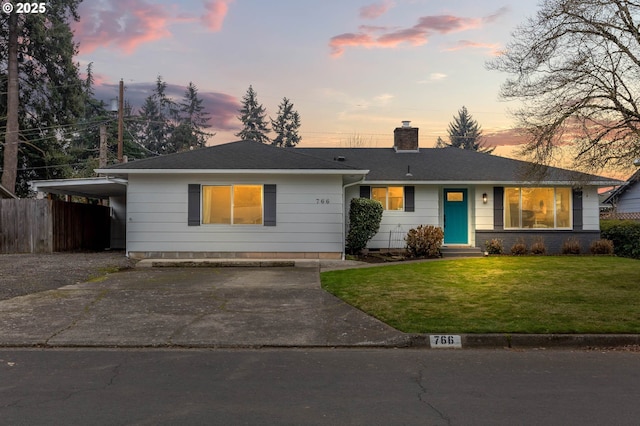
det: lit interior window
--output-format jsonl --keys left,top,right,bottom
{"left": 505, "top": 187, "right": 572, "bottom": 229}
{"left": 202, "top": 185, "right": 262, "bottom": 225}
{"left": 233, "top": 185, "right": 263, "bottom": 225}
{"left": 372, "top": 187, "right": 404, "bottom": 210}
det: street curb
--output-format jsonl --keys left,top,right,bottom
{"left": 2, "top": 334, "right": 639, "bottom": 350}
{"left": 406, "top": 333, "right": 640, "bottom": 349}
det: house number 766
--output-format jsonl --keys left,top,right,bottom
{"left": 316, "top": 198, "right": 330, "bottom": 204}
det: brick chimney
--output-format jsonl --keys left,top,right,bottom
{"left": 393, "top": 121, "right": 419, "bottom": 152}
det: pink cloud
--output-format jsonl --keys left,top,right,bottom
{"left": 74, "top": 0, "right": 233, "bottom": 55}
{"left": 484, "top": 128, "right": 529, "bottom": 147}
{"left": 74, "top": 0, "right": 175, "bottom": 54}
{"left": 443, "top": 40, "right": 502, "bottom": 55}
{"left": 330, "top": 8, "right": 508, "bottom": 58}
{"left": 359, "top": 1, "right": 394, "bottom": 20}
{"left": 201, "top": 0, "right": 234, "bottom": 32}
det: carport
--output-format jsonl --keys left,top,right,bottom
{"left": 30, "top": 177, "right": 128, "bottom": 250}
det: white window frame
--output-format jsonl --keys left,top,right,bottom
{"left": 504, "top": 187, "right": 573, "bottom": 230}
{"left": 201, "top": 184, "right": 264, "bottom": 225}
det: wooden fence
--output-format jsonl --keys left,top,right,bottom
{"left": 600, "top": 211, "right": 640, "bottom": 221}
{"left": 0, "top": 199, "right": 110, "bottom": 254}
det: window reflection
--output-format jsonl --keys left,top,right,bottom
{"left": 372, "top": 186, "right": 404, "bottom": 210}
{"left": 202, "top": 185, "right": 263, "bottom": 225}
{"left": 505, "top": 187, "right": 572, "bottom": 229}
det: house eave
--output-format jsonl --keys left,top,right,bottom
{"left": 362, "top": 180, "right": 623, "bottom": 186}
{"left": 95, "top": 168, "right": 370, "bottom": 176}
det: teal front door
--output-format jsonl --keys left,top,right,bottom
{"left": 444, "top": 189, "right": 468, "bottom": 244}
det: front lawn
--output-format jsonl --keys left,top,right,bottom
{"left": 320, "top": 257, "right": 640, "bottom": 334}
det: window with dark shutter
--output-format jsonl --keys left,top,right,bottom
{"left": 264, "top": 184, "right": 277, "bottom": 226}
{"left": 188, "top": 184, "right": 201, "bottom": 226}
{"left": 360, "top": 185, "right": 371, "bottom": 198}
{"left": 404, "top": 186, "right": 415, "bottom": 212}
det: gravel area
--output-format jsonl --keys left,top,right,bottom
{"left": 0, "top": 251, "right": 135, "bottom": 301}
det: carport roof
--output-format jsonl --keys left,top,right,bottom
{"left": 30, "top": 177, "right": 127, "bottom": 199}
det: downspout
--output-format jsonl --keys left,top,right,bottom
{"left": 342, "top": 175, "right": 367, "bottom": 260}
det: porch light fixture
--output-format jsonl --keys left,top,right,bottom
{"left": 482, "top": 193, "right": 488, "bottom": 204}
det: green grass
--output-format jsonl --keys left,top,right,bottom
{"left": 320, "top": 257, "right": 640, "bottom": 334}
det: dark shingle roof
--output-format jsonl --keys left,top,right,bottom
{"left": 101, "top": 140, "right": 619, "bottom": 185}
{"left": 102, "top": 140, "right": 363, "bottom": 172}
{"left": 297, "top": 147, "right": 620, "bottom": 184}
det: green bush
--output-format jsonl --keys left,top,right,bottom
{"left": 590, "top": 239, "right": 614, "bottom": 255}
{"left": 345, "top": 198, "right": 384, "bottom": 255}
{"left": 484, "top": 238, "right": 504, "bottom": 255}
{"left": 601, "top": 220, "right": 640, "bottom": 259}
{"left": 405, "top": 225, "right": 444, "bottom": 258}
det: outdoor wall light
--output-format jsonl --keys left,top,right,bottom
{"left": 482, "top": 193, "right": 488, "bottom": 204}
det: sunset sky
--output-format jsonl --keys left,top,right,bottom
{"left": 73, "top": 0, "right": 540, "bottom": 156}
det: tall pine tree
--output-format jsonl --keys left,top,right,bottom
{"left": 133, "top": 76, "right": 178, "bottom": 154}
{"left": 1, "top": 1, "right": 84, "bottom": 195}
{"left": 271, "top": 97, "right": 301, "bottom": 147}
{"left": 236, "top": 85, "right": 270, "bottom": 144}
{"left": 68, "top": 64, "right": 147, "bottom": 176}
{"left": 169, "top": 82, "right": 214, "bottom": 152}
{"left": 442, "top": 106, "right": 493, "bottom": 153}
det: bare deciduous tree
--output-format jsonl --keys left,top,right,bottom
{"left": 488, "top": 0, "right": 640, "bottom": 171}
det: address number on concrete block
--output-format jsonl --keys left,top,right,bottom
{"left": 429, "top": 335, "right": 462, "bottom": 348}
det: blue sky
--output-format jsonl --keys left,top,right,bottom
{"left": 73, "top": 0, "right": 539, "bottom": 154}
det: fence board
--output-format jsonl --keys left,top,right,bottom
{"left": 0, "top": 199, "right": 110, "bottom": 253}
{"left": 601, "top": 211, "right": 640, "bottom": 221}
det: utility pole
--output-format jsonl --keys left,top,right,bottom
{"left": 117, "top": 79, "right": 124, "bottom": 163}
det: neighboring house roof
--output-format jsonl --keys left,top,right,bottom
{"left": 98, "top": 140, "right": 366, "bottom": 174}
{"left": 603, "top": 168, "right": 640, "bottom": 204}
{"left": 297, "top": 147, "right": 620, "bottom": 185}
{"left": 0, "top": 183, "right": 17, "bottom": 199}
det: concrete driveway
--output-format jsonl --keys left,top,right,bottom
{"left": 0, "top": 265, "right": 408, "bottom": 348}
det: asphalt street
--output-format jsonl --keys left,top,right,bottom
{"left": 1, "top": 348, "right": 639, "bottom": 425}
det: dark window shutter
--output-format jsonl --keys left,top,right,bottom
{"left": 404, "top": 186, "right": 415, "bottom": 212}
{"left": 264, "top": 184, "right": 277, "bottom": 226}
{"left": 493, "top": 187, "right": 504, "bottom": 230}
{"left": 572, "top": 189, "right": 583, "bottom": 231}
{"left": 360, "top": 185, "right": 371, "bottom": 198}
{"left": 188, "top": 184, "right": 201, "bottom": 226}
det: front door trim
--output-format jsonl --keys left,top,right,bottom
{"left": 443, "top": 188, "right": 469, "bottom": 245}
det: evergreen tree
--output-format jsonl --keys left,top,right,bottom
{"left": 271, "top": 98, "right": 301, "bottom": 147}
{"left": 0, "top": 1, "right": 84, "bottom": 195}
{"left": 168, "top": 82, "right": 214, "bottom": 152}
{"left": 68, "top": 65, "right": 147, "bottom": 177}
{"left": 236, "top": 85, "right": 270, "bottom": 144}
{"left": 442, "top": 106, "right": 494, "bottom": 153}
{"left": 133, "top": 76, "right": 178, "bottom": 154}
{"left": 434, "top": 136, "right": 448, "bottom": 148}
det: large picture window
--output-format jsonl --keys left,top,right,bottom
{"left": 505, "top": 187, "right": 572, "bottom": 229}
{"left": 372, "top": 186, "right": 404, "bottom": 210}
{"left": 202, "top": 185, "right": 263, "bottom": 225}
